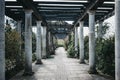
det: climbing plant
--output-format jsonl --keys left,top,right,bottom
{"left": 67, "top": 32, "right": 77, "bottom": 58}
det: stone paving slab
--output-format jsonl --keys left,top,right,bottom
{"left": 10, "top": 47, "right": 113, "bottom": 80}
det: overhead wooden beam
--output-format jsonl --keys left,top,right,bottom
{"left": 5, "top": 2, "right": 19, "bottom": 6}
{"left": 17, "top": 0, "right": 47, "bottom": 26}
{"left": 34, "top": 1, "right": 87, "bottom": 5}
{"left": 99, "top": 10, "right": 114, "bottom": 22}
{"left": 37, "top": 5, "right": 84, "bottom": 8}
{"left": 74, "top": 0, "right": 104, "bottom": 26}
{"left": 5, "top": 9, "right": 23, "bottom": 21}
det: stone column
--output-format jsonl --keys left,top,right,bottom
{"left": 36, "top": 21, "right": 42, "bottom": 64}
{"left": 0, "top": 0, "right": 5, "bottom": 80}
{"left": 51, "top": 33, "right": 54, "bottom": 54}
{"left": 53, "top": 36, "right": 56, "bottom": 49}
{"left": 48, "top": 32, "right": 51, "bottom": 47}
{"left": 42, "top": 26, "right": 47, "bottom": 58}
{"left": 17, "top": 21, "right": 22, "bottom": 52}
{"left": 79, "top": 21, "right": 85, "bottom": 63}
{"left": 24, "top": 10, "right": 33, "bottom": 75}
{"left": 16, "top": 21, "right": 22, "bottom": 66}
{"left": 48, "top": 31, "right": 51, "bottom": 54}
{"left": 98, "top": 21, "right": 103, "bottom": 38}
{"left": 74, "top": 27, "right": 78, "bottom": 51}
{"left": 88, "top": 10, "right": 97, "bottom": 73}
{"left": 115, "top": 0, "right": 120, "bottom": 80}
{"left": 17, "top": 21, "right": 22, "bottom": 35}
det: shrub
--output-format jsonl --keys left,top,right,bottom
{"left": 96, "top": 37, "right": 115, "bottom": 77}
{"left": 5, "top": 25, "right": 37, "bottom": 79}
{"left": 32, "top": 32, "right": 36, "bottom": 53}
{"left": 67, "top": 33, "right": 77, "bottom": 58}
{"left": 84, "top": 36, "right": 89, "bottom": 60}
{"left": 5, "top": 26, "right": 24, "bottom": 79}
{"left": 84, "top": 36, "right": 115, "bottom": 77}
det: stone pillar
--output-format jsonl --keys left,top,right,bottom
{"left": 42, "top": 26, "right": 47, "bottom": 58}
{"left": 0, "top": 0, "right": 5, "bottom": 80}
{"left": 36, "top": 21, "right": 42, "bottom": 64}
{"left": 48, "top": 32, "right": 51, "bottom": 47}
{"left": 24, "top": 10, "right": 33, "bottom": 75}
{"left": 17, "top": 21, "right": 22, "bottom": 52}
{"left": 98, "top": 21, "right": 103, "bottom": 38}
{"left": 48, "top": 31, "right": 51, "bottom": 54}
{"left": 53, "top": 36, "right": 56, "bottom": 49}
{"left": 16, "top": 21, "right": 22, "bottom": 66}
{"left": 88, "top": 10, "right": 97, "bottom": 73}
{"left": 115, "top": 0, "right": 120, "bottom": 80}
{"left": 17, "top": 21, "right": 22, "bottom": 35}
{"left": 79, "top": 21, "right": 85, "bottom": 63}
{"left": 51, "top": 33, "right": 55, "bottom": 54}
{"left": 74, "top": 27, "right": 78, "bottom": 51}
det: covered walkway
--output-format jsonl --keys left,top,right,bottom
{"left": 1, "top": 0, "right": 120, "bottom": 80}
{"left": 10, "top": 47, "right": 112, "bottom": 80}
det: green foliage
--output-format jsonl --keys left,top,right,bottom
{"left": 32, "top": 32, "right": 36, "bottom": 53}
{"left": 57, "top": 39, "right": 65, "bottom": 47}
{"left": 5, "top": 26, "right": 24, "bottom": 79}
{"left": 67, "top": 33, "right": 76, "bottom": 58}
{"left": 84, "top": 36, "right": 89, "bottom": 60}
{"left": 84, "top": 36, "right": 115, "bottom": 77}
{"left": 96, "top": 37, "right": 115, "bottom": 77}
{"left": 5, "top": 24, "right": 37, "bottom": 79}
{"left": 96, "top": 22, "right": 110, "bottom": 38}
{"left": 84, "top": 22, "right": 115, "bottom": 77}
{"left": 32, "top": 53, "right": 36, "bottom": 62}
{"left": 101, "top": 23, "right": 109, "bottom": 36}
{"left": 5, "top": 30, "right": 21, "bottom": 59}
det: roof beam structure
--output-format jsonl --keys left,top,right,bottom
{"left": 74, "top": 0, "right": 105, "bottom": 26}
{"left": 5, "top": 0, "right": 47, "bottom": 26}
{"left": 17, "top": 0, "right": 42, "bottom": 20}
{"left": 5, "top": 0, "right": 115, "bottom": 34}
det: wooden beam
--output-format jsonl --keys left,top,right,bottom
{"left": 74, "top": 0, "right": 104, "bottom": 26}
{"left": 5, "top": 9, "right": 23, "bottom": 21}
{"left": 17, "top": 0, "right": 47, "bottom": 26}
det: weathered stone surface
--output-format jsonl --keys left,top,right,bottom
{"left": 0, "top": 0, "right": 5, "bottom": 80}
{"left": 10, "top": 47, "right": 113, "bottom": 80}
{"left": 115, "top": 0, "right": 120, "bottom": 80}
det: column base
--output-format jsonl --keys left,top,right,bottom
{"left": 79, "top": 60, "right": 85, "bottom": 64}
{"left": 88, "top": 67, "right": 98, "bottom": 74}
{"left": 23, "top": 71, "right": 34, "bottom": 76}
{"left": 35, "top": 59, "right": 43, "bottom": 64}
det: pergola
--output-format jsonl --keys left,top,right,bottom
{"left": 5, "top": 0, "right": 114, "bottom": 33}
{"left": 2, "top": 0, "right": 120, "bottom": 80}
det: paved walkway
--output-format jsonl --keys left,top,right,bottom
{"left": 11, "top": 47, "right": 113, "bottom": 80}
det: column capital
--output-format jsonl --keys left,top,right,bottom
{"left": 36, "top": 21, "right": 42, "bottom": 26}
{"left": 87, "top": 10, "right": 96, "bottom": 15}
{"left": 37, "top": 20, "right": 42, "bottom": 23}
{"left": 24, "top": 9, "right": 33, "bottom": 14}
{"left": 78, "top": 21, "right": 84, "bottom": 27}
